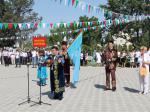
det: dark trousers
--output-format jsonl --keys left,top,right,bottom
{"left": 15, "top": 58, "right": 21, "bottom": 67}
{"left": 65, "top": 73, "right": 70, "bottom": 84}
{"left": 105, "top": 68, "right": 116, "bottom": 88}
{"left": 50, "top": 72, "right": 55, "bottom": 92}
{"left": 4, "top": 56, "right": 9, "bottom": 66}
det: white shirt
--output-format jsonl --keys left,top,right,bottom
{"left": 80, "top": 53, "right": 83, "bottom": 59}
{"left": 32, "top": 50, "right": 37, "bottom": 57}
{"left": 135, "top": 51, "right": 141, "bottom": 58}
{"left": 23, "top": 52, "right": 27, "bottom": 57}
{"left": 3, "top": 50, "right": 9, "bottom": 56}
{"left": 138, "top": 53, "right": 150, "bottom": 71}
{"left": 15, "top": 52, "right": 20, "bottom": 59}
{"left": 96, "top": 52, "right": 101, "bottom": 63}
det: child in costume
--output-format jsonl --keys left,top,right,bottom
{"left": 37, "top": 50, "right": 48, "bottom": 86}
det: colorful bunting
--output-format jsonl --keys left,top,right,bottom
{"left": 0, "top": 23, "right": 3, "bottom": 29}
{"left": 4, "top": 23, "right": 8, "bottom": 29}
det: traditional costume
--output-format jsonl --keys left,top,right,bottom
{"left": 37, "top": 56, "right": 48, "bottom": 86}
{"left": 48, "top": 54, "right": 65, "bottom": 100}
{"left": 103, "top": 47, "right": 118, "bottom": 91}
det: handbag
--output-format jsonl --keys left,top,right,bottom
{"left": 139, "top": 66, "right": 148, "bottom": 77}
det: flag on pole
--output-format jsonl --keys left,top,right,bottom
{"left": 67, "top": 31, "right": 83, "bottom": 87}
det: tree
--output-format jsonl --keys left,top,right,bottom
{"left": 101, "top": 0, "right": 150, "bottom": 48}
{"left": 0, "top": 0, "right": 41, "bottom": 47}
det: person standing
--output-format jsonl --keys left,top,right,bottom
{"left": 15, "top": 50, "right": 21, "bottom": 67}
{"left": 10, "top": 50, "right": 15, "bottom": 65}
{"left": 0, "top": 49, "right": 2, "bottom": 65}
{"left": 103, "top": 41, "right": 118, "bottom": 91}
{"left": 138, "top": 46, "right": 150, "bottom": 95}
{"left": 61, "top": 41, "right": 71, "bottom": 87}
{"left": 31, "top": 49, "right": 37, "bottom": 68}
{"left": 96, "top": 51, "right": 101, "bottom": 66}
{"left": 37, "top": 50, "right": 48, "bottom": 86}
{"left": 3, "top": 49, "right": 9, "bottom": 66}
{"left": 47, "top": 46, "right": 65, "bottom": 100}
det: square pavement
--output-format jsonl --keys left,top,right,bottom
{"left": 0, "top": 65, "right": 150, "bottom": 112}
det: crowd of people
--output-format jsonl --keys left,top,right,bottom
{"left": 1, "top": 40, "right": 150, "bottom": 101}
{"left": 94, "top": 48, "right": 150, "bottom": 68}
{"left": 0, "top": 41, "right": 70, "bottom": 100}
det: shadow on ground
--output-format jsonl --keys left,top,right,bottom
{"left": 94, "top": 84, "right": 105, "bottom": 90}
{"left": 42, "top": 91, "right": 54, "bottom": 100}
{"left": 124, "top": 87, "right": 139, "bottom": 93}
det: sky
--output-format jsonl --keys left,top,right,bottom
{"left": 33, "top": 0, "right": 108, "bottom": 35}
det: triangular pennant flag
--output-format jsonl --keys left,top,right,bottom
{"left": 88, "top": 22, "right": 90, "bottom": 26}
{"left": 47, "top": 23, "right": 49, "bottom": 28}
{"left": 27, "top": 23, "right": 30, "bottom": 29}
{"left": 64, "top": 23, "right": 67, "bottom": 28}
{"left": 65, "top": 0, "right": 67, "bottom": 6}
{"left": 43, "top": 23, "right": 46, "bottom": 28}
{"left": 38, "top": 22, "right": 42, "bottom": 28}
{"left": 8, "top": 23, "right": 13, "bottom": 29}
{"left": 57, "top": 23, "right": 60, "bottom": 28}
{"left": 79, "top": 1, "right": 82, "bottom": 8}
{"left": 85, "top": 22, "right": 88, "bottom": 26}
{"left": 67, "top": 23, "right": 70, "bottom": 27}
{"left": 50, "top": 23, "right": 53, "bottom": 28}
{"left": 68, "top": 0, "right": 71, "bottom": 6}
{"left": 86, "top": 4, "right": 88, "bottom": 12}
{"left": 119, "top": 19, "right": 122, "bottom": 25}
{"left": 72, "top": 0, "right": 75, "bottom": 6}
{"left": 54, "top": 23, "right": 57, "bottom": 28}
{"left": 0, "top": 23, "right": 3, "bottom": 29}
{"left": 75, "top": 0, "right": 79, "bottom": 8}
{"left": 91, "top": 6, "right": 93, "bottom": 12}
{"left": 90, "top": 22, "right": 93, "bottom": 26}
{"left": 82, "top": 22, "right": 85, "bottom": 26}
{"left": 13, "top": 23, "right": 18, "bottom": 29}
{"left": 60, "top": 0, "right": 62, "bottom": 4}
{"left": 30, "top": 23, "right": 34, "bottom": 28}
{"left": 74, "top": 22, "right": 76, "bottom": 27}
{"left": 60, "top": 23, "right": 64, "bottom": 28}
{"left": 70, "top": 22, "right": 73, "bottom": 27}
{"left": 22, "top": 23, "right": 27, "bottom": 29}
{"left": 4, "top": 23, "right": 8, "bottom": 29}
{"left": 76, "top": 22, "right": 79, "bottom": 27}
{"left": 34, "top": 23, "right": 38, "bottom": 28}
{"left": 79, "top": 22, "right": 82, "bottom": 27}
{"left": 18, "top": 23, "right": 22, "bottom": 29}
{"left": 82, "top": 4, "right": 85, "bottom": 11}
{"left": 88, "top": 5, "right": 91, "bottom": 13}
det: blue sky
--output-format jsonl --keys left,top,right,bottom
{"left": 33, "top": 0, "right": 107, "bottom": 35}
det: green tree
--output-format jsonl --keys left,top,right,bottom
{"left": 0, "top": 0, "right": 40, "bottom": 47}
{"left": 101, "top": 0, "right": 150, "bottom": 48}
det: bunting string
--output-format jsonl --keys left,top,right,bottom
{"left": 52, "top": 0, "right": 150, "bottom": 21}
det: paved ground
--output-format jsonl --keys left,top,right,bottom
{"left": 0, "top": 65, "right": 150, "bottom": 112}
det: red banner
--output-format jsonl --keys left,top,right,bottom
{"left": 32, "top": 37, "right": 47, "bottom": 48}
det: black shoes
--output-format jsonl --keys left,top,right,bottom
{"left": 112, "top": 87, "right": 116, "bottom": 91}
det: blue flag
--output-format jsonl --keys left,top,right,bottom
{"left": 67, "top": 32, "right": 82, "bottom": 87}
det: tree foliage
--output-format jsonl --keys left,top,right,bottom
{"left": 0, "top": 0, "right": 40, "bottom": 47}
{"left": 101, "top": 0, "right": 150, "bottom": 48}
